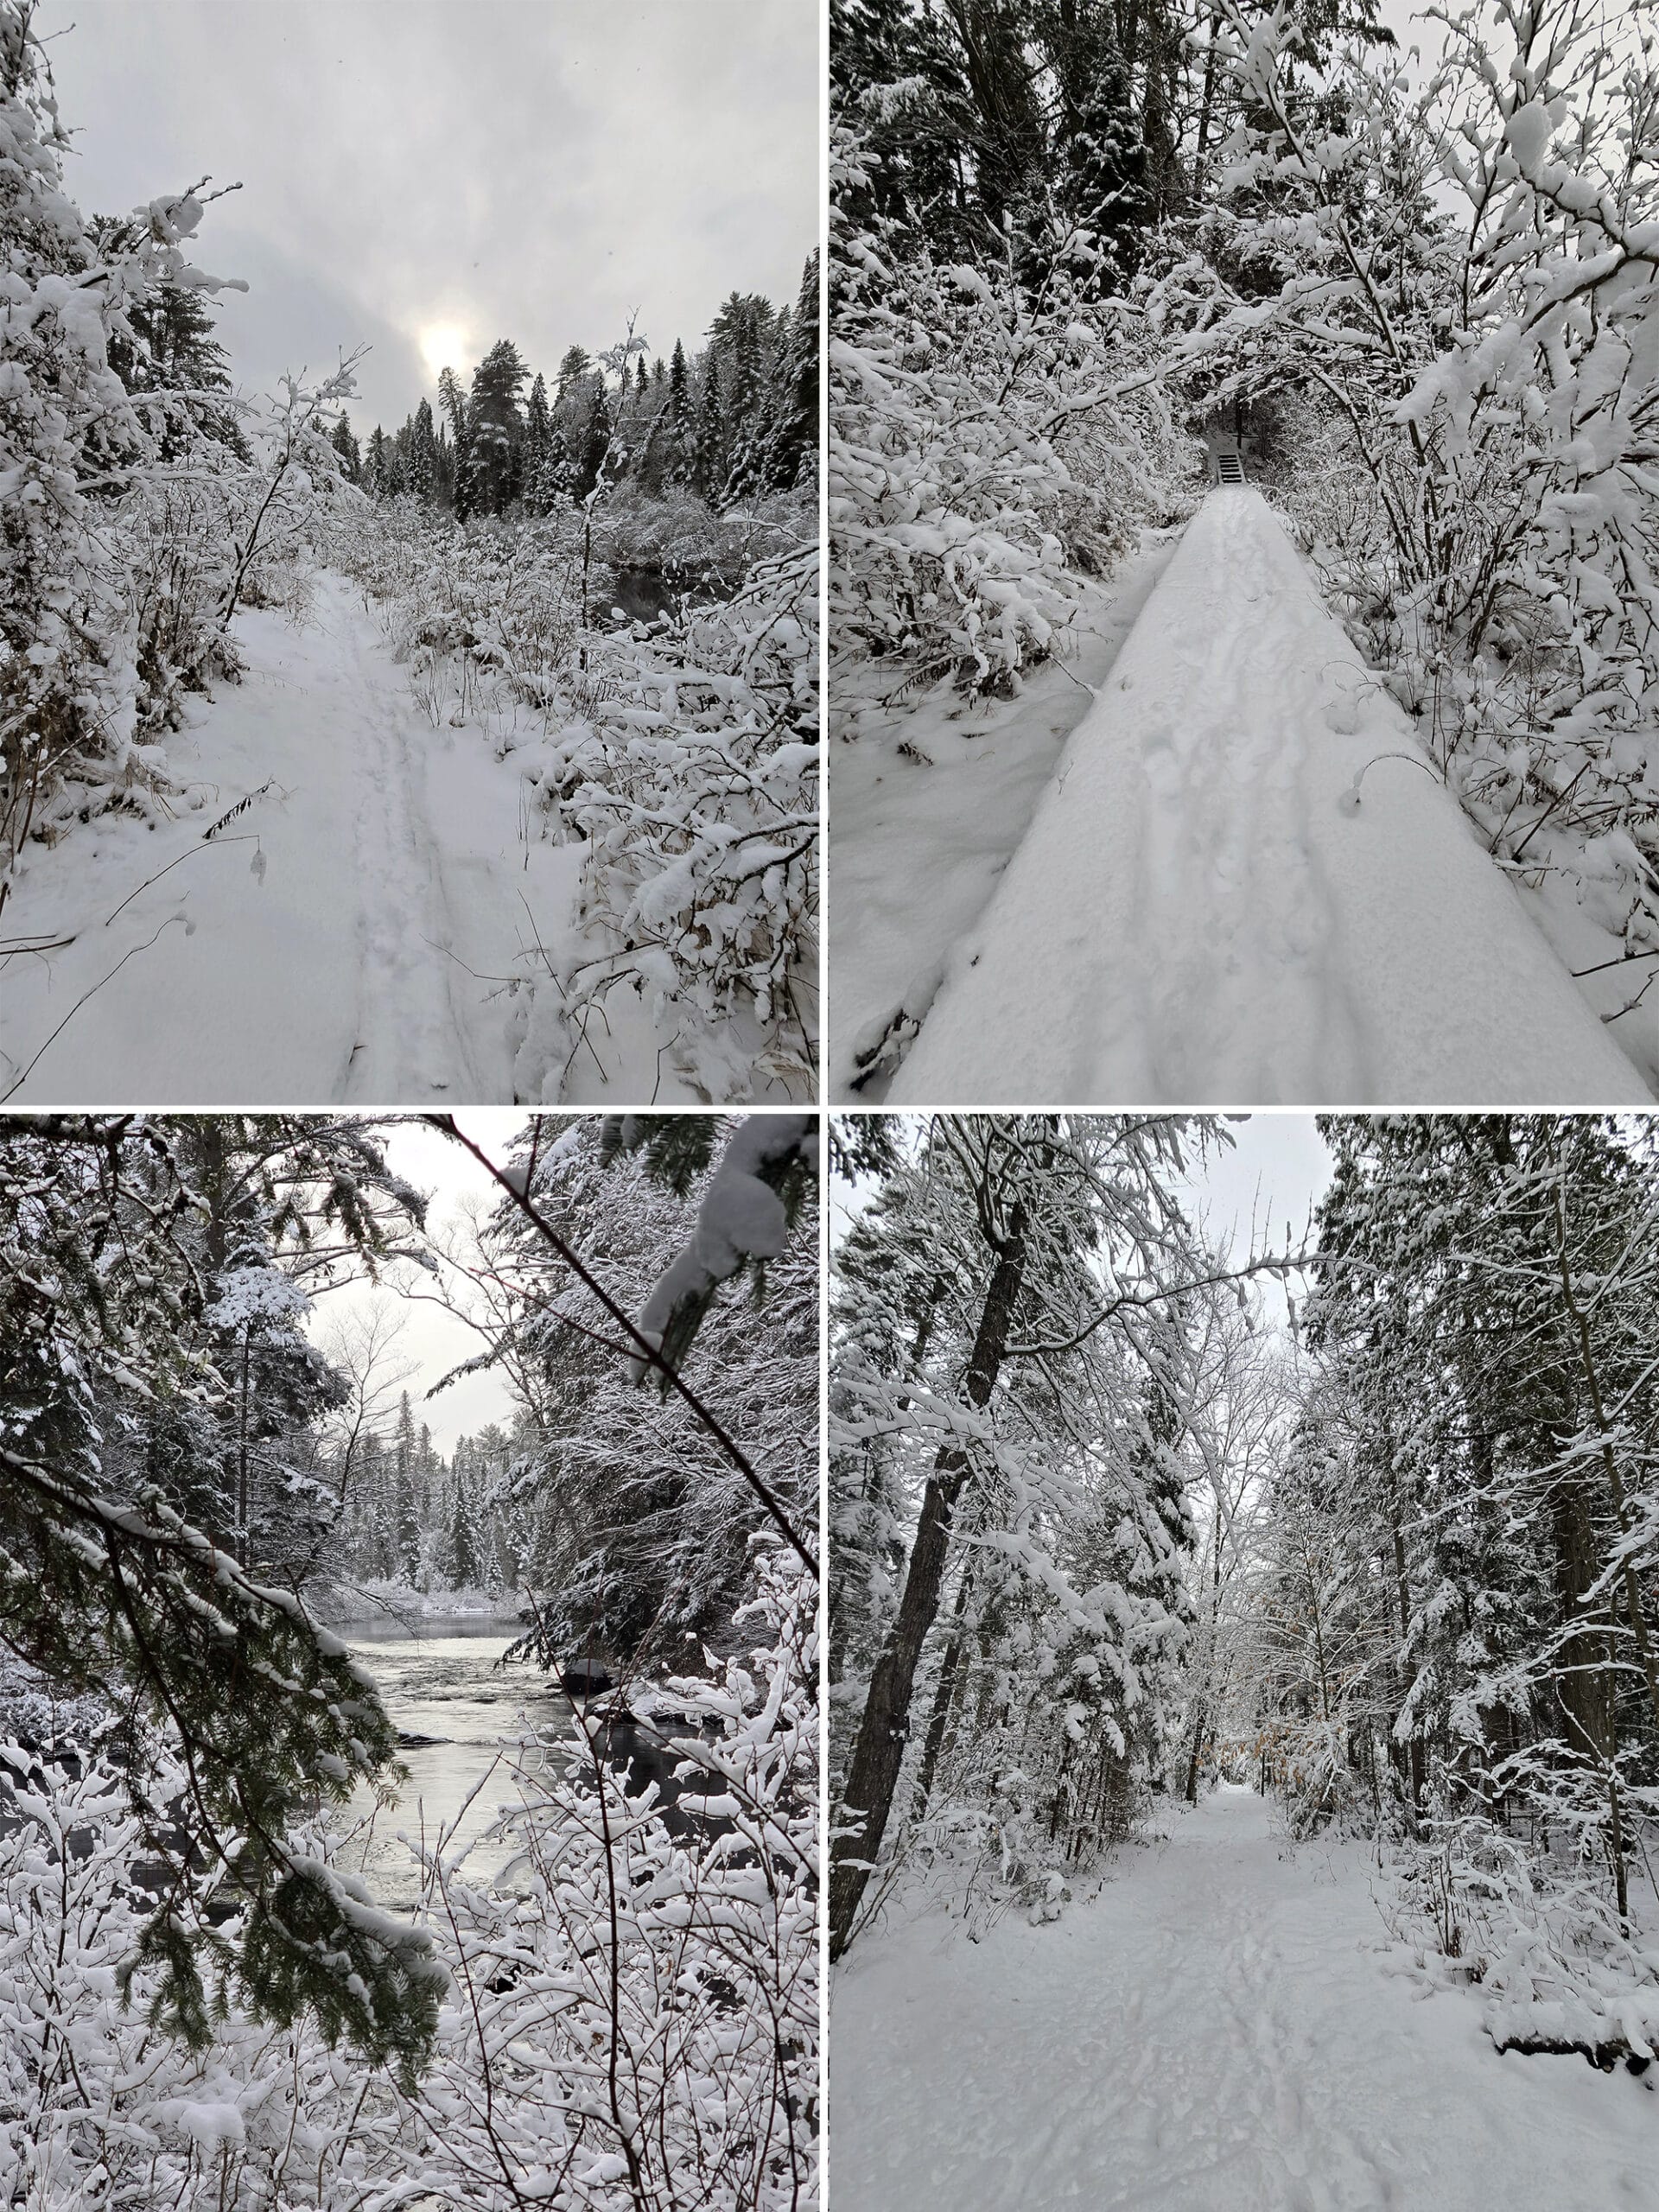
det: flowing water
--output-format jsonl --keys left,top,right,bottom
{"left": 336, "top": 1618, "right": 570, "bottom": 1908}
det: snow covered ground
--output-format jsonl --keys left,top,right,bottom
{"left": 0, "top": 574, "right": 689, "bottom": 1104}
{"left": 866, "top": 489, "right": 1653, "bottom": 1106}
{"left": 830, "top": 1784, "right": 1656, "bottom": 2212}
{"left": 829, "top": 534, "right": 1181, "bottom": 1100}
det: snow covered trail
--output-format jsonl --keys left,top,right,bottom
{"left": 831, "top": 1786, "right": 1656, "bottom": 2212}
{"left": 1, "top": 574, "right": 575, "bottom": 1103}
{"left": 888, "top": 488, "right": 1651, "bottom": 1105}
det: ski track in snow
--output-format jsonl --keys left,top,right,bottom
{"left": 0, "top": 574, "right": 570, "bottom": 1104}
{"left": 890, "top": 489, "right": 1652, "bottom": 1105}
{"left": 334, "top": 594, "right": 481, "bottom": 1102}
{"left": 830, "top": 1787, "right": 1656, "bottom": 2212}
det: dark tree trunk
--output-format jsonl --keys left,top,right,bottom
{"left": 828, "top": 1204, "right": 1028, "bottom": 1960}
{"left": 912, "top": 1562, "right": 974, "bottom": 1821}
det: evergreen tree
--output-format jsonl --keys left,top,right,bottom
{"left": 666, "top": 337, "right": 694, "bottom": 486}
{"left": 406, "top": 396, "right": 438, "bottom": 502}
{"left": 691, "top": 354, "right": 724, "bottom": 500}
{"left": 522, "top": 371, "right": 553, "bottom": 512}
{"left": 100, "top": 257, "right": 251, "bottom": 461}
{"left": 0, "top": 1113, "right": 440, "bottom": 2075}
{"left": 461, "top": 337, "right": 530, "bottom": 516}
{"left": 579, "top": 374, "right": 613, "bottom": 500}
{"left": 329, "top": 412, "right": 362, "bottom": 485}
{"left": 759, "top": 250, "right": 818, "bottom": 492}
{"left": 365, "top": 423, "right": 390, "bottom": 497}
{"left": 436, "top": 365, "right": 471, "bottom": 520}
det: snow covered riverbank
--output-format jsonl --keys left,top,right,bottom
{"left": 830, "top": 1785, "right": 1656, "bottom": 2212}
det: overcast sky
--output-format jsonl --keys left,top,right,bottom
{"left": 48, "top": 0, "right": 819, "bottom": 430}
{"left": 308, "top": 1112, "right": 527, "bottom": 1454}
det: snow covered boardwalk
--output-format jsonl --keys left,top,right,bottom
{"left": 830, "top": 1785, "right": 1656, "bottom": 2212}
{"left": 889, "top": 489, "right": 1651, "bottom": 1106}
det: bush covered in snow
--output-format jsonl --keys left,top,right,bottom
{"left": 830, "top": 119, "right": 1199, "bottom": 702}
{"left": 0, "top": 1, "right": 359, "bottom": 873}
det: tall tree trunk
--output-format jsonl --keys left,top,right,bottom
{"left": 828, "top": 1204, "right": 1028, "bottom": 1960}
{"left": 236, "top": 1328, "right": 252, "bottom": 1570}
{"left": 912, "top": 1561, "right": 974, "bottom": 1820}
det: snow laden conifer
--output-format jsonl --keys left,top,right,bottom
{"left": 1259, "top": 1115, "right": 1659, "bottom": 2058}
{"left": 0, "top": 0, "right": 251, "bottom": 865}
{"left": 442, "top": 1113, "right": 817, "bottom": 1662}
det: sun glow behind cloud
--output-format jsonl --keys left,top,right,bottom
{"left": 419, "top": 322, "right": 469, "bottom": 378}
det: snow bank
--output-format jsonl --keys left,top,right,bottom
{"left": 889, "top": 488, "right": 1653, "bottom": 1106}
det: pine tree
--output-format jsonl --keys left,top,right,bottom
{"left": 329, "top": 412, "right": 362, "bottom": 485}
{"left": 691, "top": 354, "right": 723, "bottom": 501}
{"left": 666, "top": 337, "right": 694, "bottom": 486}
{"left": 436, "top": 364, "right": 471, "bottom": 520}
{"left": 522, "top": 371, "right": 552, "bottom": 512}
{"left": 759, "top": 250, "right": 817, "bottom": 492}
{"left": 364, "top": 424, "right": 390, "bottom": 496}
{"left": 101, "top": 260, "right": 251, "bottom": 461}
{"left": 461, "top": 338, "right": 530, "bottom": 516}
{"left": 0, "top": 1113, "right": 441, "bottom": 2075}
{"left": 579, "top": 375, "right": 613, "bottom": 500}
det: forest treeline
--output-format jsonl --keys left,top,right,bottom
{"left": 833, "top": 0, "right": 1659, "bottom": 1009}
{"left": 330, "top": 267, "right": 817, "bottom": 522}
{"left": 830, "top": 1113, "right": 1659, "bottom": 2063}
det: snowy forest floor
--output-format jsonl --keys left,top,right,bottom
{"left": 0, "top": 574, "right": 681, "bottom": 1104}
{"left": 830, "top": 1785, "right": 1656, "bottom": 2212}
{"left": 833, "top": 492, "right": 1659, "bottom": 1106}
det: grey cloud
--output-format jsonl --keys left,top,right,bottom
{"left": 51, "top": 0, "right": 817, "bottom": 430}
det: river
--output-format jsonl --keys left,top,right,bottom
{"left": 335, "top": 1618, "right": 570, "bottom": 1909}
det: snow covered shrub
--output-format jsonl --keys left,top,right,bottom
{"left": 1184, "top": 0, "right": 1659, "bottom": 971}
{"left": 0, "top": 4, "right": 358, "bottom": 873}
{"left": 330, "top": 496, "right": 588, "bottom": 726}
{"left": 830, "top": 118, "right": 1197, "bottom": 701}
{"left": 511, "top": 540, "right": 819, "bottom": 1103}
{"left": 594, "top": 484, "right": 809, "bottom": 588}
{"left": 429, "top": 1544, "right": 820, "bottom": 2209}
{"left": 1393, "top": 1813, "right": 1659, "bottom": 2067}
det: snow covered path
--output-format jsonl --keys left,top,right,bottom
{"left": 831, "top": 1787, "right": 1656, "bottom": 2212}
{"left": 1, "top": 574, "right": 575, "bottom": 1103}
{"left": 889, "top": 488, "right": 1651, "bottom": 1105}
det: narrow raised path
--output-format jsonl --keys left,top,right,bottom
{"left": 831, "top": 1785, "right": 1656, "bottom": 2212}
{"left": 889, "top": 488, "right": 1651, "bottom": 1105}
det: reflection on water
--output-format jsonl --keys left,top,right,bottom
{"left": 337, "top": 1624, "right": 571, "bottom": 1908}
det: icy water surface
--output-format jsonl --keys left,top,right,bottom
{"left": 337, "top": 1619, "right": 571, "bottom": 1908}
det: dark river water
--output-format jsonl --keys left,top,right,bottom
{"left": 601, "top": 566, "right": 734, "bottom": 627}
{"left": 337, "top": 1619, "right": 570, "bottom": 1907}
